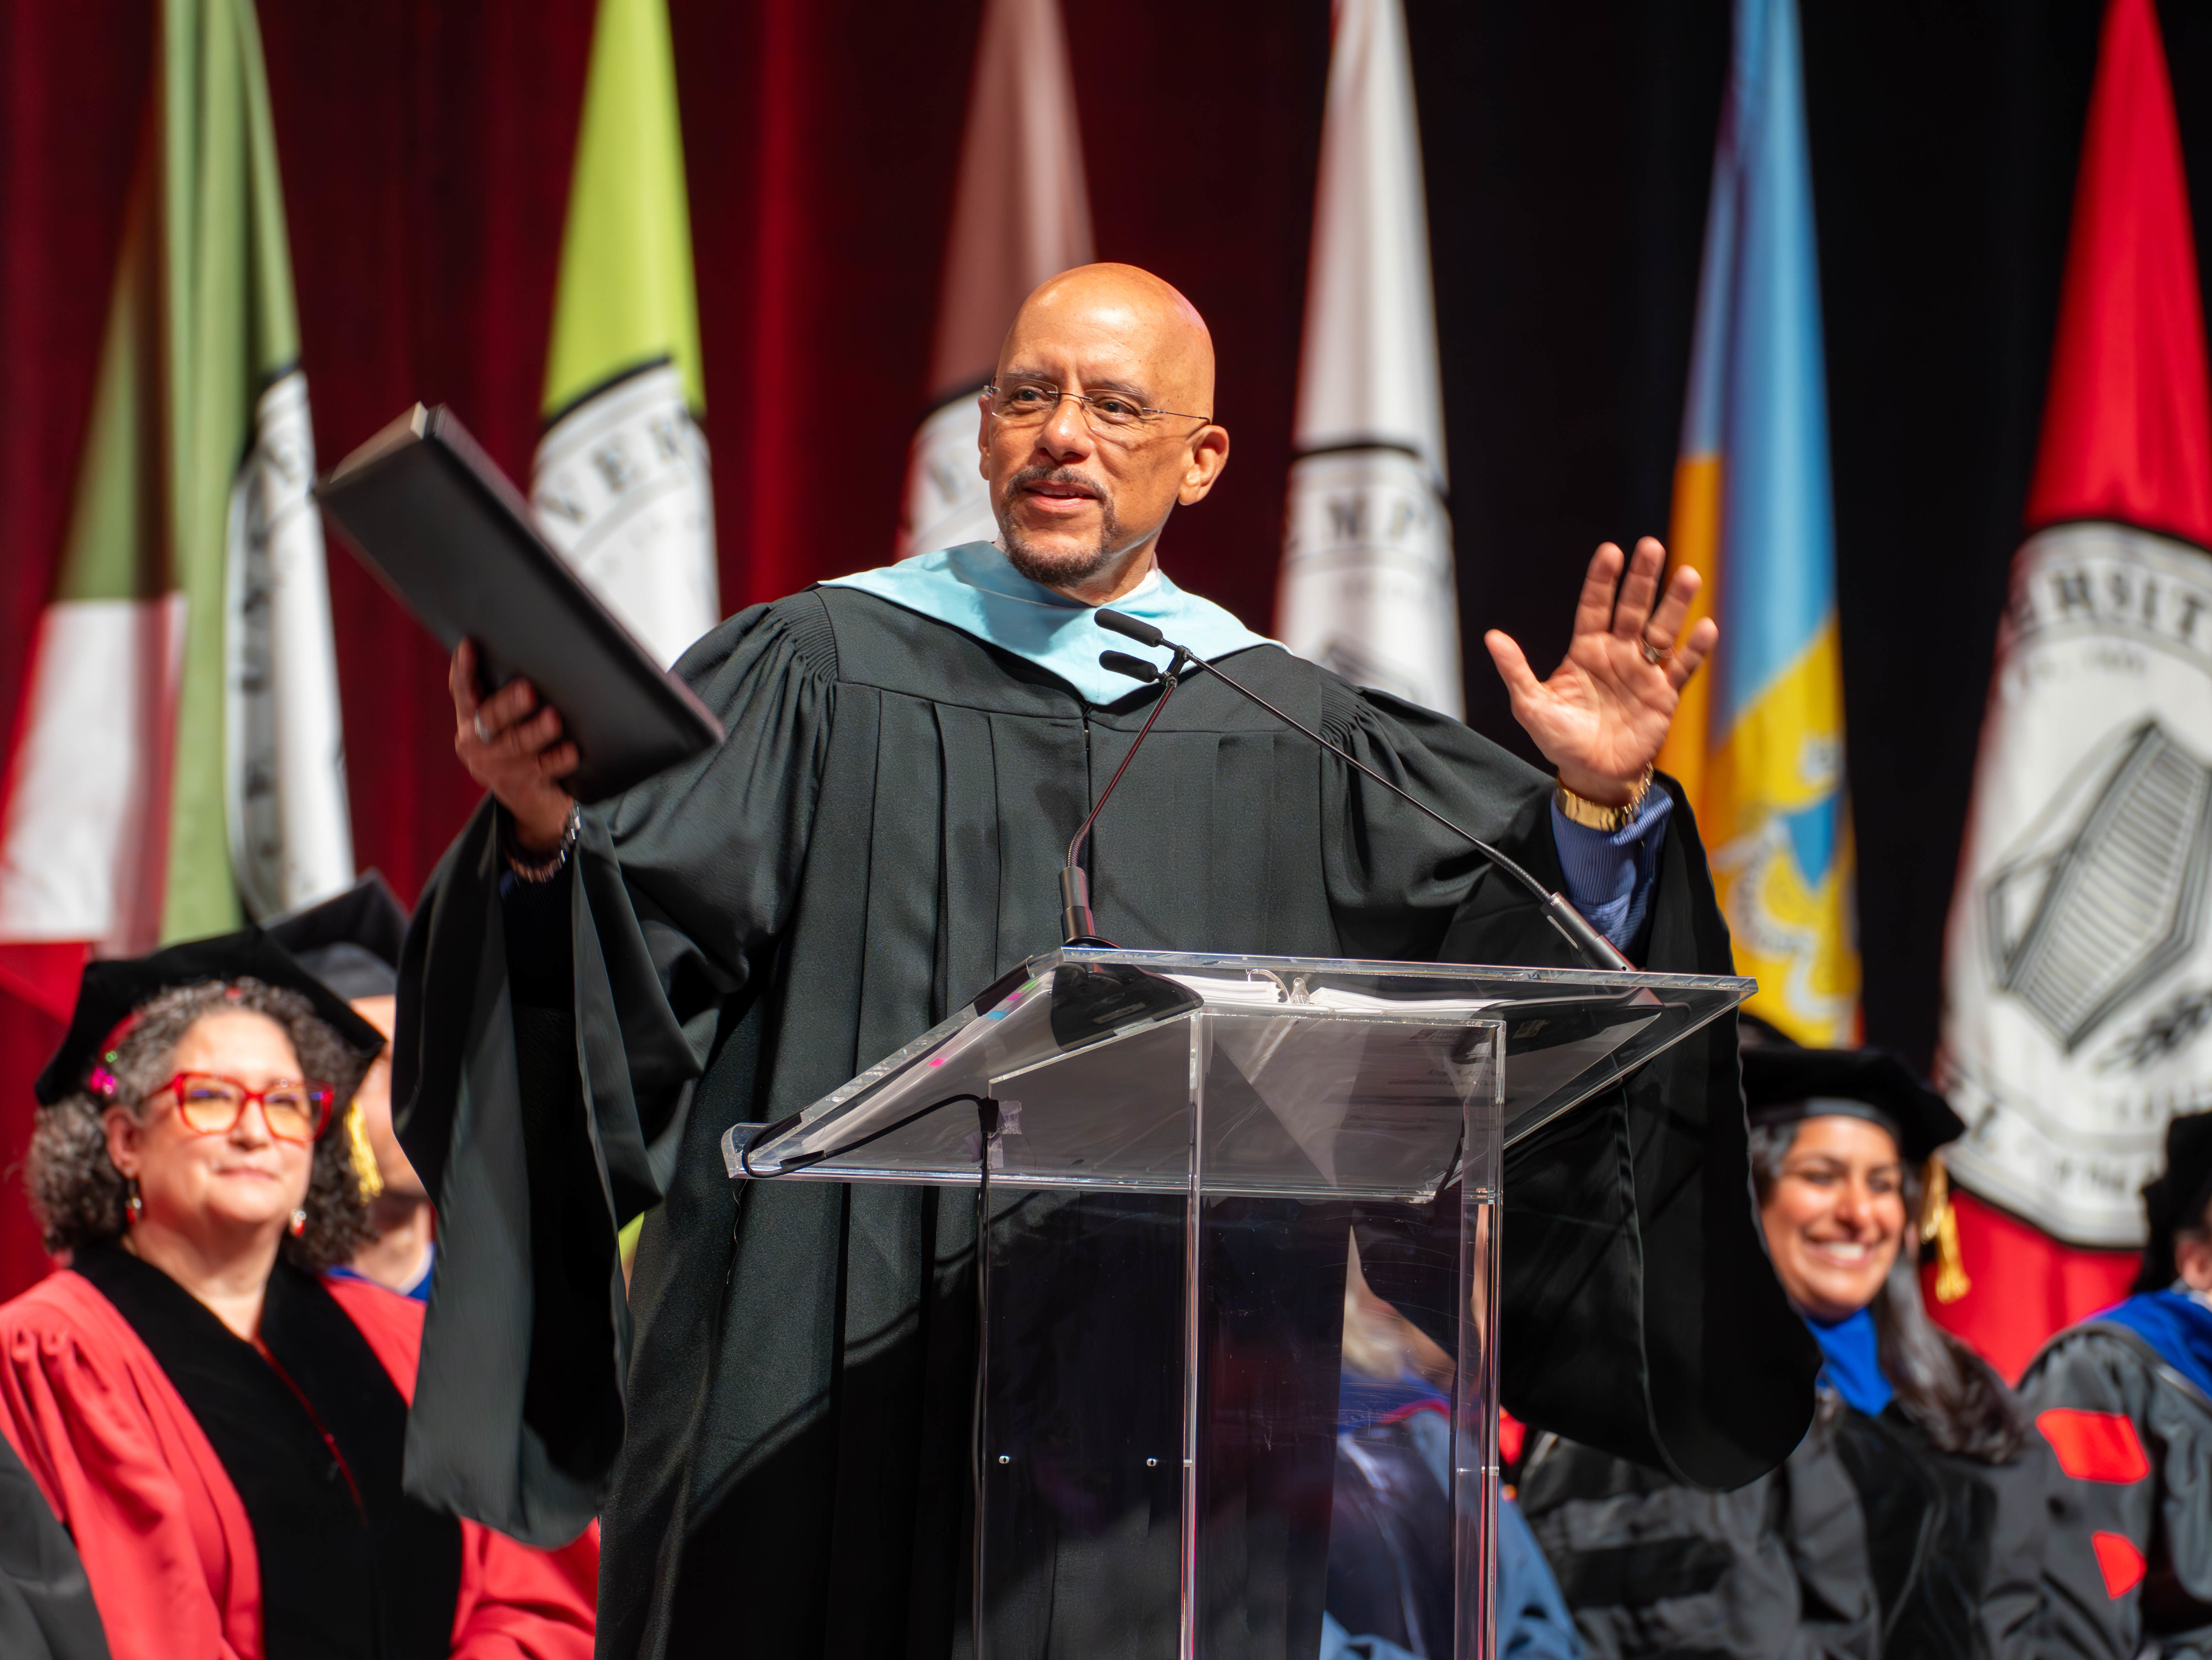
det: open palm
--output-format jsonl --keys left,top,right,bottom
{"left": 1484, "top": 537, "right": 1717, "bottom": 805}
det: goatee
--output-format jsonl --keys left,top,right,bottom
{"left": 998, "top": 470, "right": 1127, "bottom": 587}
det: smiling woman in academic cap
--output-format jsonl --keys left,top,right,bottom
{"left": 0, "top": 931, "right": 599, "bottom": 1660}
{"left": 1521, "top": 1044, "right": 2052, "bottom": 1659}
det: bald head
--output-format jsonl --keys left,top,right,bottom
{"left": 999, "top": 264, "right": 1215, "bottom": 419}
{"left": 979, "top": 262, "right": 1230, "bottom": 604}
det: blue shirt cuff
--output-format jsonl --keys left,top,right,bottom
{"left": 1550, "top": 786, "right": 1673, "bottom": 950}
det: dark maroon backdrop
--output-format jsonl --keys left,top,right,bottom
{"left": 10, "top": 0, "right": 2212, "bottom": 1298}
{"left": 0, "top": 0, "right": 1332, "bottom": 1294}
{"left": 263, "top": 0, "right": 1331, "bottom": 891}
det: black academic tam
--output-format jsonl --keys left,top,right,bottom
{"left": 2137, "top": 1109, "right": 2212, "bottom": 1293}
{"left": 37, "top": 929, "right": 384, "bottom": 1105}
{"left": 1741, "top": 1044, "right": 1965, "bottom": 1166}
{"left": 393, "top": 586, "right": 1821, "bottom": 1658}
{"left": 268, "top": 871, "right": 411, "bottom": 1001}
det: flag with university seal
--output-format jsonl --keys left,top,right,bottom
{"left": 0, "top": 0, "right": 352, "bottom": 1017}
{"left": 1653, "top": 0, "right": 1859, "bottom": 1047}
{"left": 1934, "top": 0, "right": 2212, "bottom": 1378}
{"left": 530, "top": 0, "right": 717, "bottom": 672}
{"left": 1276, "top": 0, "right": 1461, "bottom": 718}
{"left": 896, "top": 0, "right": 1093, "bottom": 561}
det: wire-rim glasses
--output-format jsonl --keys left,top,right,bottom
{"left": 147, "top": 1072, "right": 337, "bottom": 1143}
{"left": 985, "top": 379, "right": 1211, "bottom": 434}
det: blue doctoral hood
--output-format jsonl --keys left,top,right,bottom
{"left": 1805, "top": 1305, "right": 1894, "bottom": 1418}
{"left": 822, "top": 541, "right": 1273, "bottom": 707}
{"left": 2094, "top": 1289, "right": 2212, "bottom": 1403}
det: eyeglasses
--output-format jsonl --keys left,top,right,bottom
{"left": 148, "top": 1072, "right": 337, "bottom": 1143}
{"left": 984, "top": 380, "right": 1211, "bottom": 435}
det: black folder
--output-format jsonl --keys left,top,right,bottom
{"left": 316, "top": 404, "right": 725, "bottom": 803}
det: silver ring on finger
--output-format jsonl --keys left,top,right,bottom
{"left": 1639, "top": 635, "right": 1674, "bottom": 666}
{"left": 472, "top": 713, "right": 493, "bottom": 743}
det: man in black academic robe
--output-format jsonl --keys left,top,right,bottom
{"left": 394, "top": 263, "right": 1819, "bottom": 1659}
{"left": 2024, "top": 1112, "right": 2212, "bottom": 1657}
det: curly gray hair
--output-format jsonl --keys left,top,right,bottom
{"left": 26, "top": 979, "right": 375, "bottom": 1271}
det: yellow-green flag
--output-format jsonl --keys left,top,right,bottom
{"left": 0, "top": 0, "right": 351, "bottom": 977}
{"left": 531, "top": 0, "right": 716, "bottom": 669}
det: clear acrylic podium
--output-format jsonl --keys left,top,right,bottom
{"left": 724, "top": 949, "right": 1750, "bottom": 1660}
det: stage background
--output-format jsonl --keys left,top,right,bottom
{"left": 3, "top": 0, "right": 2208, "bottom": 1292}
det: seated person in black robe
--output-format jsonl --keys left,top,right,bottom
{"left": 1520, "top": 1045, "right": 2049, "bottom": 1659}
{"left": 392, "top": 261, "right": 1820, "bottom": 1658}
{"left": 2023, "top": 1111, "right": 2212, "bottom": 1658}
{"left": 0, "top": 1433, "right": 106, "bottom": 1660}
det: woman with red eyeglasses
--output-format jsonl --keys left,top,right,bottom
{"left": 0, "top": 932, "right": 598, "bottom": 1660}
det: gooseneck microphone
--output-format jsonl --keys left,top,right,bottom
{"left": 1058, "top": 640, "right": 1197, "bottom": 945}
{"left": 1092, "top": 608, "right": 1636, "bottom": 972}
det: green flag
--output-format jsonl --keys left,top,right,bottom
{"left": 0, "top": 0, "right": 352, "bottom": 975}
{"left": 531, "top": 0, "right": 718, "bottom": 670}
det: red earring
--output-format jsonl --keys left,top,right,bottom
{"left": 287, "top": 1208, "right": 306, "bottom": 1238}
{"left": 124, "top": 1181, "right": 143, "bottom": 1225}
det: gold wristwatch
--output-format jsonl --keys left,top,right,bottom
{"left": 1555, "top": 765, "right": 1656, "bottom": 833}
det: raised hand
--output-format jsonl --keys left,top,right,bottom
{"left": 1483, "top": 536, "right": 1717, "bottom": 806}
{"left": 450, "top": 638, "right": 579, "bottom": 851}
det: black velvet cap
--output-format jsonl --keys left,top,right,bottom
{"left": 34, "top": 929, "right": 386, "bottom": 1105}
{"left": 2137, "top": 1111, "right": 2212, "bottom": 1293}
{"left": 1740, "top": 1045, "right": 1965, "bottom": 1165}
{"left": 266, "top": 872, "right": 410, "bottom": 1001}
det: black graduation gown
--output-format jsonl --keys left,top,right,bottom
{"left": 2023, "top": 1321, "right": 2212, "bottom": 1657}
{"left": 0, "top": 1433, "right": 108, "bottom": 1660}
{"left": 392, "top": 585, "right": 1819, "bottom": 1659}
{"left": 1519, "top": 1393, "right": 2053, "bottom": 1659}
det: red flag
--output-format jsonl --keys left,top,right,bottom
{"left": 1934, "top": 0, "right": 2212, "bottom": 1378}
{"left": 2025, "top": 0, "right": 2212, "bottom": 546}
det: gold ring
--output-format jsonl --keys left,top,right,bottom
{"left": 1639, "top": 637, "right": 1672, "bottom": 666}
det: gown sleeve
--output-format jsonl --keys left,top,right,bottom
{"left": 1517, "top": 1433, "right": 1828, "bottom": 1659}
{"left": 322, "top": 1276, "right": 603, "bottom": 1659}
{"left": 392, "top": 598, "right": 837, "bottom": 1547}
{"left": 1550, "top": 790, "right": 1671, "bottom": 949}
{"left": 0, "top": 1284, "right": 252, "bottom": 1660}
{"left": 1319, "top": 681, "right": 1820, "bottom": 1491}
{"left": 0, "top": 1427, "right": 109, "bottom": 1660}
{"left": 1943, "top": 1428, "right": 2056, "bottom": 1660}
{"left": 2022, "top": 1328, "right": 2212, "bottom": 1660}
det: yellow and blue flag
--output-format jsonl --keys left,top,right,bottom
{"left": 1656, "top": 0, "right": 1859, "bottom": 1045}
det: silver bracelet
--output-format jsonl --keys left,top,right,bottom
{"left": 504, "top": 803, "right": 580, "bottom": 883}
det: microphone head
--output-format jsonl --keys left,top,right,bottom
{"left": 1094, "top": 608, "right": 1166, "bottom": 648}
{"left": 1099, "top": 650, "right": 1163, "bottom": 684}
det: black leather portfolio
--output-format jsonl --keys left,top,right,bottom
{"left": 317, "top": 403, "right": 724, "bottom": 803}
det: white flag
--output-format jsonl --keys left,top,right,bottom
{"left": 1277, "top": 0, "right": 1461, "bottom": 718}
{"left": 1936, "top": 0, "right": 2212, "bottom": 1255}
{"left": 1942, "top": 525, "right": 2212, "bottom": 1245}
{"left": 897, "top": 0, "right": 1093, "bottom": 559}
{"left": 226, "top": 370, "right": 355, "bottom": 922}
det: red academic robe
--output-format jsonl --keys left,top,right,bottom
{"left": 0, "top": 1264, "right": 598, "bottom": 1660}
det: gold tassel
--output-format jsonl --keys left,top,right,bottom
{"left": 345, "top": 1102, "right": 385, "bottom": 1201}
{"left": 1921, "top": 1153, "right": 1971, "bottom": 1304}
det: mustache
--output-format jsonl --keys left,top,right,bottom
{"left": 1010, "top": 466, "right": 1103, "bottom": 499}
